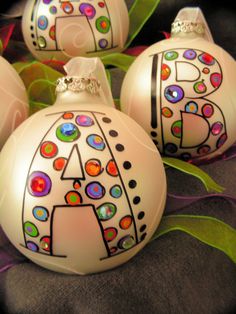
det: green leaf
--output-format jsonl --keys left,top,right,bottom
{"left": 102, "top": 53, "right": 136, "bottom": 72}
{"left": 152, "top": 215, "right": 236, "bottom": 264}
{"left": 126, "top": 0, "right": 161, "bottom": 48}
{"left": 162, "top": 157, "right": 224, "bottom": 193}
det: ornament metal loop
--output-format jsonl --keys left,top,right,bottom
{"left": 56, "top": 76, "right": 101, "bottom": 94}
{"left": 171, "top": 19, "right": 205, "bottom": 35}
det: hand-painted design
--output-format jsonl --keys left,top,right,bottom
{"left": 140, "top": 233, "right": 147, "bottom": 241}
{"left": 76, "top": 115, "right": 94, "bottom": 127}
{"left": 138, "top": 212, "right": 145, "bottom": 220}
{"left": 24, "top": 222, "right": 39, "bottom": 237}
{"left": 202, "top": 103, "right": 214, "bottom": 118}
{"left": 197, "top": 145, "right": 211, "bottom": 155}
{"left": 40, "top": 236, "right": 51, "bottom": 251}
{"left": 96, "top": 16, "right": 111, "bottom": 33}
{"left": 22, "top": 110, "right": 142, "bottom": 260}
{"left": 161, "top": 64, "right": 171, "bottom": 81}
{"left": 53, "top": 157, "right": 67, "bottom": 171}
{"left": 110, "top": 185, "right": 122, "bottom": 198}
{"left": 210, "top": 73, "right": 222, "bottom": 88}
{"left": 33, "top": 206, "right": 49, "bottom": 221}
{"left": 181, "top": 152, "right": 192, "bottom": 161}
{"left": 28, "top": 171, "right": 52, "bottom": 197}
{"left": 140, "top": 225, "right": 147, "bottom": 232}
{"left": 115, "top": 144, "right": 125, "bottom": 152}
{"left": 194, "top": 80, "right": 207, "bottom": 94}
{"left": 164, "top": 85, "right": 184, "bottom": 103}
{"left": 40, "top": 141, "right": 58, "bottom": 158}
{"left": 165, "top": 143, "right": 178, "bottom": 154}
{"left": 118, "top": 235, "right": 135, "bottom": 250}
{"left": 43, "top": 0, "right": 52, "bottom": 4}
{"left": 185, "top": 101, "right": 198, "bottom": 113}
{"left": 97, "top": 203, "right": 117, "bottom": 221}
{"left": 119, "top": 216, "right": 132, "bottom": 230}
{"left": 216, "top": 133, "right": 227, "bottom": 149}
{"left": 171, "top": 120, "right": 182, "bottom": 138}
{"left": 87, "top": 134, "right": 106, "bottom": 151}
{"left": 211, "top": 122, "right": 223, "bottom": 136}
{"left": 30, "top": 0, "right": 116, "bottom": 54}
{"left": 56, "top": 123, "right": 80, "bottom": 142}
{"left": 203, "top": 67, "right": 210, "bottom": 74}
{"left": 164, "top": 51, "right": 178, "bottom": 61}
{"left": 183, "top": 49, "right": 197, "bottom": 60}
{"left": 85, "top": 182, "right": 105, "bottom": 199}
{"left": 198, "top": 53, "right": 215, "bottom": 66}
{"left": 65, "top": 191, "right": 83, "bottom": 205}
{"left": 162, "top": 107, "right": 173, "bottom": 118}
{"left": 104, "top": 227, "right": 118, "bottom": 242}
{"left": 61, "top": 2, "right": 74, "bottom": 14}
{"left": 27, "top": 241, "right": 39, "bottom": 252}
{"left": 79, "top": 3, "right": 96, "bottom": 19}
{"left": 151, "top": 131, "right": 157, "bottom": 137}
{"left": 85, "top": 159, "right": 103, "bottom": 177}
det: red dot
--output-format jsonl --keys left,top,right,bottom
{"left": 31, "top": 177, "right": 46, "bottom": 193}
{"left": 53, "top": 158, "right": 67, "bottom": 171}
{"left": 98, "top": 2, "right": 105, "bottom": 8}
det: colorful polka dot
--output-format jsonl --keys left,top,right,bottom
{"left": 104, "top": 227, "right": 117, "bottom": 242}
{"left": 165, "top": 143, "right": 178, "bottom": 154}
{"left": 40, "top": 236, "right": 50, "bottom": 252}
{"left": 110, "top": 185, "right": 122, "bottom": 198}
{"left": 99, "top": 38, "right": 108, "bottom": 49}
{"left": 198, "top": 53, "right": 215, "bottom": 66}
{"left": 185, "top": 101, "right": 198, "bottom": 113}
{"left": 63, "top": 112, "right": 74, "bottom": 120}
{"left": 43, "top": 0, "right": 52, "bottom": 4}
{"left": 27, "top": 241, "right": 39, "bottom": 252}
{"left": 217, "top": 133, "right": 228, "bottom": 149}
{"left": 164, "top": 51, "right": 178, "bottom": 61}
{"left": 33, "top": 207, "right": 49, "bottom": 222}
{"left": 40, "top": 141, "right": 58, "bottom": 158}
{"left": 162, "top": 107, "right": 173, "bottom": 118}
{"left": 203, "top": 67, "right": 210, "bottom": 74}
{"left": 56, "top": 123, "right": 80, "bottom": 142}
{"left": 86, "top": 182, "right": 105, "bottom": 199}
{"left": 87, "top": 134, "right": 105, "bottom": 151}
{"left": 97, "top": 203, "right": 117, "bottom": 221}
{"left": 38, "top": 36, "right": 46, "bottom": 48}
{"left": 24, "top": 222, "right": 39, "bottom": 237}
{"left": 183, "top": 49, "right": 197, "bottom": 60}
{"left": 164, "top": 85, "right": 184, "bottom": 103}
{"left": 194, "top": 81, "right": 207, "bottom": 94}
{"left": 202, "top": 103, "right": 214, "bottom": 118}
{"left": 49, "top": 25, "right": 56, "bottom": 40}
{"left": 98, "top": 2, "right": 105, "bottom": 7}
{"left": 49, "top": 6, "right": 57, "bottom": 14}
{"left": 210, "top": 73, "right": 222, "bottom": 88}
{"left": 28, "top": 172, "right": 52, "bottom": 197}
{"left": 161, "top": 64, "right": 171, "bottom": 80}
{"left": 73, "top": 180, "right": 81, "bottom": 190}
{"left": 65, "top": 191, "right": 82, "bottom": 205}
{"left": 171, "top": 120, "right": 182, "bottom": 138}
{"left": 211, "top": 122, "right": 223, "bottom": 135}
{"left": 96, "top": 16, "right": 111, "bottom": 33}
{"left": 118, "top": 235, "right": 135, "bottom": 250}
{"left": 76, "top": 115, "right": 94, "bottom": 127}
{"left": 85, "top": 159, "right": 103, "bottom": 176}
{"left": 79, "top": 3, "right": 96, "bottom": 19}
{"left": 38, "top": 16, "right": 48, "bottom": 30}
{"left": 197, "top": 145, "right": 211, "bottom": 155}
{"left": 106, "top": 160, "right": 118, "bottom": 176}
{"left": 53, "top": 157, "right": 67, "bottom": 171}
{"left": 119, "top": 216, "right": 132, "bottom": 230}
{"left": 61, "top": 2, "right": 74, "bottom": 14}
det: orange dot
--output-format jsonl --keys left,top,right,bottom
{"left": 101, "top": 21, "right": 107, "bottom": 29}
{"left": 119, "top": 216, "right": 132, "bottom": 230}
{"left": 106, "top": 160, "right": 118, "bottom": 177}
{"left": 73, "top": 181, "right": 81, "bottom": 189}
{"left": 53, "top": 158, "right": 67, "bottom": 171}
{"left": 85, "top": 160, "right": 102, "bottom": 176}
{"left": 65, "top": 191, "right": 82, "bottom": 205}
{"left": 63, "top": 112, "right": 74, "bottom": 119}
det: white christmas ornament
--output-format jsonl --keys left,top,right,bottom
{"left": 22, "top": 0, "right": 129, "bottom": 62}
{"left": 120, "top": 7, "right": 236, "bottom": 161}
{"left": 0, "top": 56, "right": 28, "bottom": 150}
{"left": 0, "top": 57, "right": 166, "bottom": 275}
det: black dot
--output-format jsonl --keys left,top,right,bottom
{"left": 123, "top": 161, "right": 132, "bottom": 170}
{"left": 102, "top": 117, "right": 112, "bottom": 123}
{"left": 30, "top": 26, "right": 34, "bottom": 30}
{"left": 116, "top": 144, "right": 125, "bottom": 152}
{"left": 151, "top": 131, "right": 157, "bottom": 137}
{"left": 31, "top": 34, "right": 35, "bottom": 38}
{"left": 140, "top": 233, "right": 147, "bottom": 241}
{"left": 138, "top": 212, "right": 145, "bottom": 220}
{"left": 140, "top": 225, "right": 147, "bottom": 232}
{"left": 153, "top": 140, "right": 158, "bottom": 146}
{"left": 129, "top": 180, "right": 137, "bottom": 189}
{"left": 109, "top": 130, "right": 118, "bottom": 137}
{"left": 33, "top": 41, "right": 37, "bottom": 46}
{"left": 133, "top": 196, "right": 141, "bottom": 205}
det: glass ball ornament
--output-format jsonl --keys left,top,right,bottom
{"left": 22, "top": 0, "right": 129, "bottom": 62}
{"left": 0, "top": 57, "right": 166, "bottom": 275}
{"left": 120, "top": 8, "right": 236, "bottom": 162}
{"left": 0, "top": 56, "right": 28, "bottom": 150}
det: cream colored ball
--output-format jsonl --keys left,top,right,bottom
{"left": 121, "top": 36, "right": 236, "bottom": 161}
{"left": 0, "top": 100, "right": 166, "bottom": 274}
{"left": 0, "top": 56, "right": 28, "bottom": 150}
{"left": 22, "top": 0, "right": 129, "bottom": 62}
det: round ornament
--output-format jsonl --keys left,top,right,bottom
{"left": 120, "top": 8, "right": 236, "bottom": 161}
{"left": 0, "top": 57, "right": 166, "bottom": 275}
{"left": 22, "top": 0, "right": 129, "bottom": 62}
{"left": 0, "top": 56, "right": 29, "bottom": 150}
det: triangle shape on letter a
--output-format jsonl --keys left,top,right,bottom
{"left": 61, "top": 144, "right": 85, "bottom": 180}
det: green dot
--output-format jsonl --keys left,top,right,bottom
{"left": 56, "top": 123, "right": 80, "bottom": 142}
{"left": 24, "top": 221, "right": 39, "bottom": 237}
{"left": 96, "top": 16, "right": 111, "bottom": 34}
{"left": 164, "top": 51, "right": 179, "bottom": 61}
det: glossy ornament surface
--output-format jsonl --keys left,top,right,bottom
{"left": 0, "top": 58, "right": 166, "bottom": 274}
{"left": 120, "top": 8, "right": 236, "bottom": 161}
{"left": 22, "top": 0, "right": 129, "bottom": 61}
{"left": 0, "top": 56, "right": 28, "bottom": 150}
